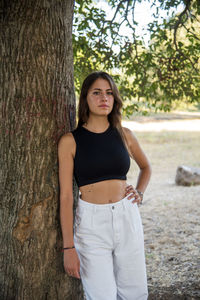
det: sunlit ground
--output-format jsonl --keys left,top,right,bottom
{"left": 122, "top": 117, "right": 200, "bottom": 132}
{"left": 122, "top": 111, "right": 200, "bottom": 298}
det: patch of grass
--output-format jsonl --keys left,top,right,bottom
{"left": 146, "top": 253, "right": 155, "bottom": 259}
{"left": 135, "top": 131, "right": 200, "bottom": 145}
{"left": 123, "top": 109, "right": 200, "bottom": 122}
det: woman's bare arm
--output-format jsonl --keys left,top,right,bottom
{"left": 123, "top": 127, "right": 152, "bottom": 195}
{"left": 58, "top": 133, "right": 80, "bottom": 278}
{"left": 58, "top": 133, "right": 75, "bottom": 247}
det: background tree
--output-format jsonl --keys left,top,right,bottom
{"left": 73, "top": 0, "right": 200, "bottom": 115}
{"left": 0, "top": 0, "right": 83, "bottom": 299}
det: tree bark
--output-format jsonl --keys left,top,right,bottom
{"left": 0, "top": 0, "right": 83, "bottom": 299}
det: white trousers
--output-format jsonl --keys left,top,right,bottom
{"left": 74, "top": 195, "right": 148, "bottom": 300}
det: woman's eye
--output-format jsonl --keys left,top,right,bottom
{"left": 93, "top": 91, "right": 99, "bottom": 95}
{"left": 107, "top": 92, "right": 113, "bottom": 95}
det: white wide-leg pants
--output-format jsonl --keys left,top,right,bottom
{"left": 74, "top": 195, "right": 148, "bottom": 300}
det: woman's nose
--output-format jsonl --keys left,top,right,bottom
{"left": 101, "top": 93, "right": 108, "bottom": 100}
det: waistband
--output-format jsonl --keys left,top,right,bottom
{"left": 77, "top": 194, "right": 135, "bottom": 211}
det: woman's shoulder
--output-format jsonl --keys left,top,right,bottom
{"left": 121, "top": 126, "right": 138, "bottom": 144}
{"left": 58, "top": 131, "right": 76, "bottom": 150}
{"left": 122, "top": 126, "right": 135, "bottom": 137}
{"left": 122, "top": 126, "right": 131, "bottom": 134}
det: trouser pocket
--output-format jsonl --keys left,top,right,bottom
{"left": 125, "top": 201, "right": 144, "bottom": 242}
{"left": 74, "top": 207, "right": 95, "bottom": 245}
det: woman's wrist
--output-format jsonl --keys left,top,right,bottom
{"left": 62, "top": 246, "right": 75, "bottom": 252}
{"left": 136, "top": 189, "right": 143, "bottom": 202}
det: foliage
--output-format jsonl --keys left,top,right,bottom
{"left": 73, "top": 0, "right": 200, "bottom": 115}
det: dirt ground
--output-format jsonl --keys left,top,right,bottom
{"left": 123, "top": 113, "right": 200, "bottom": 299}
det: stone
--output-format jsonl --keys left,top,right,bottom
{"left": 175, "top": 165, "right": 200, "bottom": 186}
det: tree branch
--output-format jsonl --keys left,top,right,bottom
{"left": 182, "top": 24, "right": 200, "bottom": 41}
{"left": 110, "top": 0, "right": 125, "bottom": 23}
{"left": 173, "top": 0, "right": 192, "bottom": 50}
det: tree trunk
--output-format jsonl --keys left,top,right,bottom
{"left": 0, "top": 0, "right": 83, "bottom": 299}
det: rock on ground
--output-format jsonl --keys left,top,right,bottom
{"left": 175, "top": 165, "right": 200, "bottom": 186}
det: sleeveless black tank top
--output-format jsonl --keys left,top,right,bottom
{"left": 71, "top": 124, "right": 131, "bottom": 187}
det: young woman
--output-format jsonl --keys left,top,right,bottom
{"left": 58, "top": 71, "right": 151, "bottom": 300}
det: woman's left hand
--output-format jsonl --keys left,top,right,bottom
{"left": 125, "top": 184, "right": 142, "bottom": 205}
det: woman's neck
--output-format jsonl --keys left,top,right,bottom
{"left": 83, "top": 117, "right": 110, "bottom": 132}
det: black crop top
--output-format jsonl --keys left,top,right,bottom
{"left": 71, "top": 124, "right": 131, "bottom": 187}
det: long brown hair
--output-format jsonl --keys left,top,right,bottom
{"left": 76, "top": 71, "right": 132, "bottom": 157}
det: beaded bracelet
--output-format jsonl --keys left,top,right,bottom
{"left": 136, "top": 189, "right": 143, "bottom": 203}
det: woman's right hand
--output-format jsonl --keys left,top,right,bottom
{"left": 64, "top": 248, "right": 80, "bottom": 279}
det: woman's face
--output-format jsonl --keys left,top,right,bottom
{"left": 86, "top": 78, "right": 114, "bottom": 117}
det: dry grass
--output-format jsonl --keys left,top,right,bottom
{"left": 125, "top": 121, "right": 200, "bottom": 299}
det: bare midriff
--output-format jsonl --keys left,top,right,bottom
{"left": 79, "top": 179, "right": 128, "bottom": 204}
